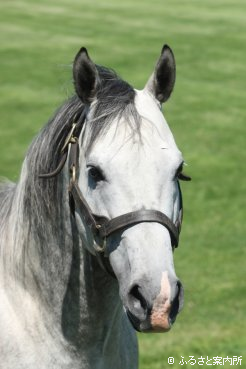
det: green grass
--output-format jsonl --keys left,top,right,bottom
{"left": 0, "top": 0, "right": 245, "bottom": 368}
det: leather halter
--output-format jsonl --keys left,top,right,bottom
{"left": 68, "top": 140, "right": 182, "bottom": 250}
{"left": 40, "top": 111, "right": 183, "bottom": 255}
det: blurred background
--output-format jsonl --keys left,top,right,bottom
{"left": 0, "top": 0, "right": 245, "bottom": 368}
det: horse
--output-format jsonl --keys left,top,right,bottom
{"left": 0, "top": 44, "right": 190, "bottom": 369}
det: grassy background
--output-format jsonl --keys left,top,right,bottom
{"left": 0, "top": 0, "right": 245, "bottom": 368}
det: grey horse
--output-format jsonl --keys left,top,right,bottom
{"left": 0, "top": 45, "right": 190, "bottom": 369}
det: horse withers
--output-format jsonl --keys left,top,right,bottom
{"left": 0, "top": 45, "right": 190, "bottom": 369}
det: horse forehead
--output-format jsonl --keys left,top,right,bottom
{"left": 87, "top": 126, "right": 181, "bottom": 175}
{"left": 86, "top": 89, "right": 181, "bottom": 165}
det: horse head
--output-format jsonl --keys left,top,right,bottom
{"left": 71, "top": 45, "right": 188, "bottom": 332}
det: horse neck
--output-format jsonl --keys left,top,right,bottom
{"left": 1, "top": 159, "right": 125, "bottom": 362}
{"left": 1, "top": 159, "right": 75, "bottom": 310}
{"left": 63, "top": 246, "right": 124, "bottom": 354}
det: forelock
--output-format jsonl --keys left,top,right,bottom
{"left": 84, "top": 65, "right": 141, "bottom": 150}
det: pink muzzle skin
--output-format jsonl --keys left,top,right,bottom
{"left": 150, "top": 271, "right": 172, "bottom": 332}
{"left": 126, "top": 271, "right": 183, "bottom": 332}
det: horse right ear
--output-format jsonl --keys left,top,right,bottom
{"left": 73, "top": 47, "right": 99, "bottom": 104}
{"left": 144, "top": 44, "right": 176, "bottom": 104}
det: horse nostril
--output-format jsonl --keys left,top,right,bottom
{"left": 169, "top": 280, "right": 184, "bottom": 324}
{"left": 129, "top": 284, "right": 148, "bottom": 313}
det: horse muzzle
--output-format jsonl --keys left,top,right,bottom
{"left": 125, "top": 274, "right": 184, "bottom": 332}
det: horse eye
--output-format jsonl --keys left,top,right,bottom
{"left": 88, "top": 166, "right": 105, "bottom": 182}
{"left": 176, "top": 162, "right": 191, "bottom": 181}
{"left": 176, "top": 163, "right": 184, "bottom": 176}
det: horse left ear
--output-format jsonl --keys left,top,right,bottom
{"left": 145, "top": 44, "right": 176, "bottom": 104}
{"left": 73, "top": 47, "right": 99, "bottom": 104}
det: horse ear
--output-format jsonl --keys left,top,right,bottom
{"left": 73, "top": 47, "right": 99, "bottom": 104}
{"left": 145, "top": 44, "right": 176, "bottom": 104}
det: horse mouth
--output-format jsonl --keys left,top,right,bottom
{"left": 126, "top": 309, "right": 142, "bottom": 332}
{"left": 126, "top": 281, "right": 183, "bottom": 332}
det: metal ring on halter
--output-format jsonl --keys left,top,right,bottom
{"left": 93, "top": 236, "right": 107, "bottom": 253}
{"left": 94, "top": 224, "right": 107, "bottom": 253}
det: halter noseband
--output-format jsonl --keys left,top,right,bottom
{"left": 40, "top": 111, "right": 183, "bottom": 256}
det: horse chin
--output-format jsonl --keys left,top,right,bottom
{"left": 126, "top": 309, "right": 173, "bottom": 333}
